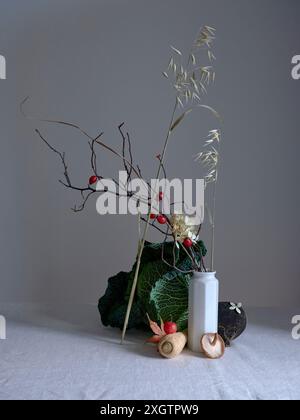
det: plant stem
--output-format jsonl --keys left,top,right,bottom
{"left": 121, "top": 102, "right": 178, "bottom": 344}
{"left": 121, "top": 26, "right": 210, "bottom": 340}
{"left": 210, "top": 172, "right": 217, "bottom": 271}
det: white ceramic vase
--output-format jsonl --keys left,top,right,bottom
{"left": 188, "top": 271, "right": 219, "bottom": 353}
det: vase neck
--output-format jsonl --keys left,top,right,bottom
{"left": 193, "top": 271, "right": 216, "bottom": 279}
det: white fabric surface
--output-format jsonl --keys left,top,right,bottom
{"left": 0, "top": 304, "right": 299, "bottom": 400}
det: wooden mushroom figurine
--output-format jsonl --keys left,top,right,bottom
{"left": 200, "top": 333, "right": 225, "bottom": 359}
{"left": 158, "top": 331, "right": 188, "bottom": 359}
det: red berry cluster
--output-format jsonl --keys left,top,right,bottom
{"left": 149, "top": 212, "right": 167, "bottom": 225}
{"left": 149, "top": 192, "right": 167, "bottom": 224}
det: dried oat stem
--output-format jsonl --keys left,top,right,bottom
{"left": 121, "top": 102, "right": 178, "bottom": 344}
{"left": 122, "top": 25, "right": 219, "bottom": 341}
{"left": 211, "top": 173, "right": 217, "bottom": 271}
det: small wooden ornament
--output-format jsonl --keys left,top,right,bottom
{"left": 200, "top": 333, "right": 225, "bottom": 359}
{"left": 158, "top": 331, "right": 188, "bottom": 359}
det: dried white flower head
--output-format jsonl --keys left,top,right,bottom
{"left": 170, "top": 214, "right": 199, "bottom": 244}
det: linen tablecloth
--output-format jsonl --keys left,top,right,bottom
{"left": 0, "top": 304, "right": 299, "bottom": 400}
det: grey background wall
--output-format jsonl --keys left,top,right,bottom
{"left": 0, "top": 0, "right": 299, "bottom": 307}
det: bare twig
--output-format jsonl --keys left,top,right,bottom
{"left": 36, "top": 128, "right": 148, "bottom": 212}
{"left": 118, "top": 123, "right": 131, "bottom": 182}
{"left": 35, "top": 129, "right": 72, "bottom": 187}
{"left": 140, "top": 217, "right": 173, "bottom": 236}
{"left": 22, "top": 97, "right": 146, "bottom": 183}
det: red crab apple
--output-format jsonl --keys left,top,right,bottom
{"left": 157, "top": 215, "right": 167, "bottom": 225}
{"left": 158, "top": 192, "right": 164, "bottom": 201}
{"left": 183, "top": 238, "right": 193, "bottom": 248}
{"left": 89, "top": 175, "right": 98, "bottom": 185}
{"left": 164, "top": 321, "right": 177, "bottom": 335}
{"left": 150, "top": 213, "right": 157, "bottom": 220}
